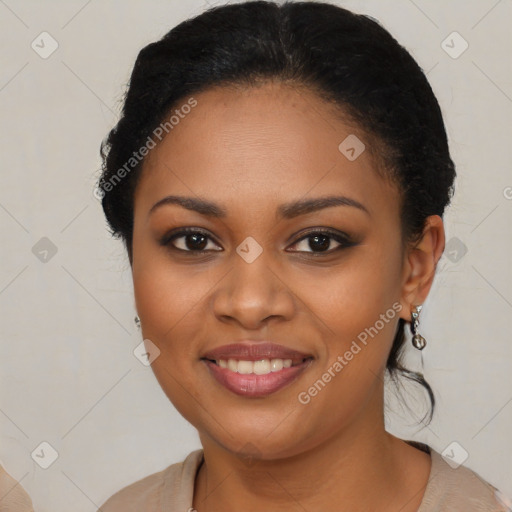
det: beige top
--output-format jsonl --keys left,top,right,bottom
{"left": 0, "top": 466, "right": 34, "bottom": 512}
{"left": 99, "top": 443, "right": 512, "bottom": 511}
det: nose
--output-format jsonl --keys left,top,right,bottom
{"left": 211, "top": 249, "right": 295, "bottom": 330}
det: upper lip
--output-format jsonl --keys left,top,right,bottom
{"left": 201, "top": 341, "right": 313, "bottom": 363}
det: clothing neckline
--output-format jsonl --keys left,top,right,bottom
{"left": 176, "top": 440, "right": 440, "bottom": 511}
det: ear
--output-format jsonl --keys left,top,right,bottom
{"left": 398, "top": 215, "right": 446, "bottom": 321}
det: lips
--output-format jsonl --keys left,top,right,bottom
{"left": 201, "top": 341, "right": 314, "bottom": 398}
{"left": 202, "top": 342, "right": 312, "bottom": 363}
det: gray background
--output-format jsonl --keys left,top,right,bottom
{"left": 1, "top": 0, "right": 511, "bottom": 510}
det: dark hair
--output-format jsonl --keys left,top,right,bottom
{"left": 98, "top": 0, "right": 456, "bottom": 425}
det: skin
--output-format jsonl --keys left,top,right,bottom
{"left": 131, "top": 80, "right": 445, "bottom": 511}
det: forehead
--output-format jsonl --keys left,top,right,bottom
{"left": 135, "top": 81, "right": 399, "bottom": 221}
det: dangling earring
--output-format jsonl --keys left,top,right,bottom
{"left": 410, "top": 305, "right": 426, "bottom": 350}
{"left": 134, "top": 315, "right": 141, "bottom": 329}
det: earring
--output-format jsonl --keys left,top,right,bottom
{"left": 134, "top": 315, "right": 141, "bottom": 329}
{"left": 410, "top": 305, "right": 426, "bottom": 350}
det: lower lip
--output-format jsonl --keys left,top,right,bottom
{"left": 202, "top": 359, "right": 312, "bottom": 398}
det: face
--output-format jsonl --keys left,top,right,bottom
{"left": 131, "top": 81, "right": 411, "bottom": 460}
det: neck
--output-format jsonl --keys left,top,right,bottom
{"left": 192, "top": 386, "right": 431, "bottom": 512}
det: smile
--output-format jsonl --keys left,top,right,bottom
{"left": 213, "top": 357, "right": 306, "bottom": 374}
{"left": 202, "top": 358, "right": 313, "bottom": 397}
{"left": 201, "top": 341, "right": 314, "bottom": 397}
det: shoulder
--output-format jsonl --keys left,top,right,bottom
{"left": 419, "top": 447, "right": 512, "bottom": 512}
{"left": 0, "top": 465, "right": 34, "bottom": 512}
{"left": 98, "top": 449, "right": 204, "bottom": 512}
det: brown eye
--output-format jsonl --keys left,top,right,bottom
{"left": 160, "top": 228, "right": 222, "bottom": 253}
{"left": 288, "top": 229, "right": 356, "bottom": 254}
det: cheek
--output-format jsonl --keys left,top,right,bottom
{"left": 296, "top": 243, "right": 403, "bottom": 413}
{"left": 131, "top": 244, "right": 223, "bottom": 406}
{"left": 132, "top": 259, "right": 207, "bottom": 423}
{"left": 305, "top": 245, "right": 402, "bottom": 348}
{"left": 132, "top": 244, "right": 213, "bottom": 341}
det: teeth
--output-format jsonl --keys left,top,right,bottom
{"left": 238, "top": 360, "right": 253, "bottom": 374}
{"left": 216, "top": 358, "right": 296, "bottom": 375}
{"left": 270, "top": 359, "right": 284, "bottom": 372}
{"left": 254, "top": 359, "right": 270, "bottom": 375}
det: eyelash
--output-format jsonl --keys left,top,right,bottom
{"left": 160, "top": 227, "right": 356, "bottom": 256}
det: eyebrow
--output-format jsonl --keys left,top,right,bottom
{"left": 148, "top": 194, "right": 370, "bottom": 219}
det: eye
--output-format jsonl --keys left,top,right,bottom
{"left": 160, "top": 227, "right": 356, "bottom": 256}
{"left": 160, "top": 228, "right": 222, "bottom": 253}
{"left": 287, "top": 229, "right": 355, "bottom": 254}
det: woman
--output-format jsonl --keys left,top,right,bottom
{"left": 96, "top": 1, "right": 511, "bottom": 510}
